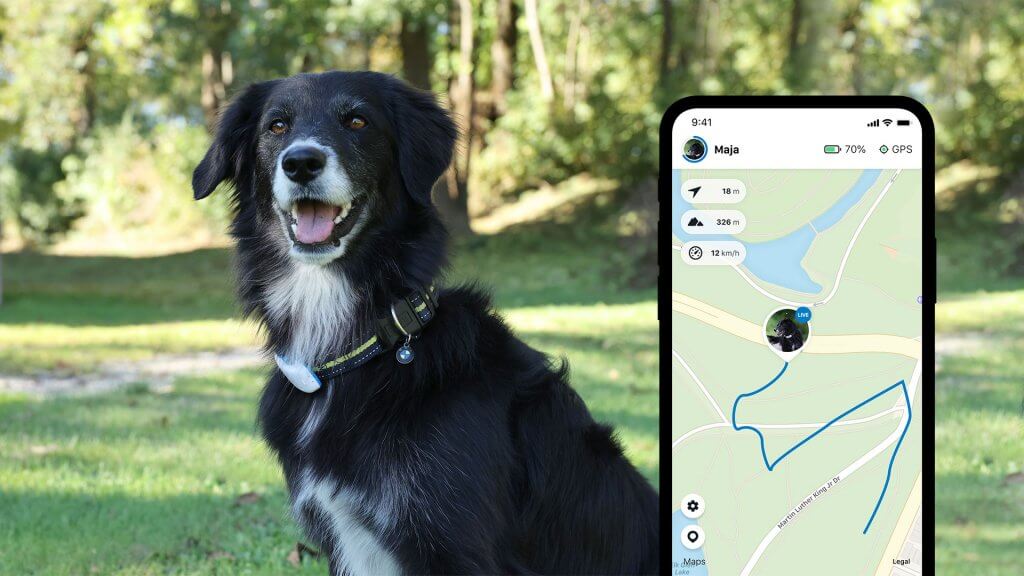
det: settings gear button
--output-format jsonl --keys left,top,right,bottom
{"left": 680, "top": 493, "right": 705, "bottom": 520}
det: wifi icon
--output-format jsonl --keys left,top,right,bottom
{"left": 882, "top": 119, "right": 893, "bottom": 126}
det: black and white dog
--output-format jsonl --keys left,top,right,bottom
{"left": 769, "top": 318, "right": 804, "bottom": 353}
{"left": 192, "top": 71, "right": 658, "bottom": 575}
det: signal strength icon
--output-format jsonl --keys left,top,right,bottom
{"left": 882, "top": 119, "right": 893, "bottom": 126}
{"left": 867, "top": 119, "right": 880, "bottom": 127}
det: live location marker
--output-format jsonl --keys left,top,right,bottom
{"left": 763, "top": 307, "right": 811, "bottom": 362}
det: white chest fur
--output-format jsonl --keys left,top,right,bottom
{"left": 265, "top": 263, "right": 357, "bottom": 446}
{"left": 292, "top": 469, "right": 403, "bottom": 576}
{"left": 264, "top": 262, "right": 358, "bottom": 366}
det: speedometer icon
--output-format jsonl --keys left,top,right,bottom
{"left": 688, "top": 246, "right": 703, "bottom": 260}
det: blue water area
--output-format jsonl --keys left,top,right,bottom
{"left": 672, "top": 511, "right": 709, "bottom": 575}
{"left": 742, "top": 225, "right": 820, "bottom": 293}
{"left": 672, "top": 169, "right": 882, "bottom": 294}
{"left": 811, "top": 170, "right": 883, "bottom": 231}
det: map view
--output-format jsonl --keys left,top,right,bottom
{"left": 672, "top": 168, "right": 923, "bottom": 575}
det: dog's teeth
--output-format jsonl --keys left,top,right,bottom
{"left": 290, "top": 206, "right": 299, "bottom": 220}
{"left": 335, "top": 204, "right": 351, "bottom": 223}
{"left": 290, "top": 223, "right": 297, "bottom": 235}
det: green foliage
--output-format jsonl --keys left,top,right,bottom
{"left": 0, "top": 147, "right": 82, "bottom": 245}
{"left": 55, "top": 117, "right": 227, "bottom": 242}
{"left": 0, "top": 0, "right": 1020, "bottom": 257}
{"left": 936, "top": 173, "right": 1024, "bottom": 291}
{"left": 477, "top": 81, "right": 657, "bottom": 198}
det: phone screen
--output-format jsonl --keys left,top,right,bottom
{"left": 667, "top": 101, "right": 930, "bottom": 575}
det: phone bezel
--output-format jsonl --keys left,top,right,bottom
{"left": 658, "top": 96, "right": 936, "bottom": 574}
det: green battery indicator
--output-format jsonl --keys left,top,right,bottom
{"left": 824, "top": 145, "right": 841, "bottom": 154}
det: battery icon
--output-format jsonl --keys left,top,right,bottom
{"left": 824, "top": 145, "right": 841, "bottom": 154}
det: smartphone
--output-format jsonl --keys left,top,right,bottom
{"left": 661, "top": 97, "right": 934, "bottom": 575}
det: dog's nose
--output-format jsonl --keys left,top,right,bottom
{"left": 282, "top": 146, "right": 326, "bottom": 184}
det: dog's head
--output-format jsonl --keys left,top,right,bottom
{"left": 193, "top": 72, "right": 456, "bottom": 266}
{"left": 774, "top": 318, "right": 799, "bottom": 339}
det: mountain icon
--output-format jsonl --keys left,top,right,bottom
{"left": 687, "top": 217, "right": 703, "bottom": 227}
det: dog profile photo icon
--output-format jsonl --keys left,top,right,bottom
{"left": 683, "top": 136, "right": 708, "bottom": 163}
{"left": 764, "top": 307, "right": 811, "bottom": 361}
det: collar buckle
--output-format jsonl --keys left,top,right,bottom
{"left": 380, "top": 285, "right": 437, "bottom": 347}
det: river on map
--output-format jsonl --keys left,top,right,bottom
{"left": 672, "top": 510, "right": 709, "bottom": 576}
{"left": 672, "top": 169, "right": 882, "bottom": 294}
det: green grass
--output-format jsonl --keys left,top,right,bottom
{"left": 0, "top": 249, "right": 252, "bottom": 375}
{"left": 937, "top": 281, "right": 1024, "bottom": 574}
{"left": 0, "top": 371, "right": 324, "bottom": 575}
{"left": 0, "top": 217, "right": 651, "bottom": 375}
{"left": 0, "top": 219, "right": 657, "bottom": 574}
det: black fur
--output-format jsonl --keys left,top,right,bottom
{"left": 769, "top": 318, "right": 804, "bottom": 353}
{"left": 193, "top": 71, "right": 658, "bottom": 575}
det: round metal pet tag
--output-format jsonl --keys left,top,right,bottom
{"left": 396, "top": 344, "right": 415, "bottom": 365}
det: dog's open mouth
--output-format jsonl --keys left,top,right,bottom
{"left": 281, "top": 198, "right": 364, "bottom": 248}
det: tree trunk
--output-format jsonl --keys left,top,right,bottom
{"left": 300, "top": 51, "right": 315, "bottom": 73}
{"left": 361, "top": 31, "right": 373, "bottom": 70}
{"left": 659, "top": 0, "right": 673, "bottom": 83}
{"left": 784, "top": 0, "right": 808, "bottom": 92}
{"left": 524, "top": 0, "right": 553, "bottom": 101}
{"left": 842, "top": 1, "right": 866, "bottom": 94}
{"left": 71, "top": 31, "right": 96, "bottom": 136}
{"left": 0, "top": 218, "right": 4, "bottom": 307}
{"left": 787, "top": 0, "right": 803, "bottom": 65}
{"left": 562, "top": 0, "right": 587, "bottom": 110}
{"left": 200, "top": 2, "right": 237, "bottom": 129}
{"left": 434, "top": 0, "right": 474, "bottom": 236}
{"left": 202, "top": 48, "right": 228, "bottom": 129}
{"left": 400, "top": 12, "right": 434, "bottom": 90}
{"left": 490, "top": 0, "right": 517, "bottom": 118}
{"left": 703, "top": 0, "right": 719, "bottom": 76}
{"left": 677, "top": 0, "right": 701, "bottom": 77}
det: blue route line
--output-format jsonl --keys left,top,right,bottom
{"left": 731, "top": 362, "right": 912, "bottom": 534}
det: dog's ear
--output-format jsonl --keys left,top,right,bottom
{"left": 192, "top": 81, "right": 276, "bottom": 200}
{"left": 391, "top": 82, "right": 457, "bottom": 206}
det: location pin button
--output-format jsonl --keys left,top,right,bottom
{"left": 681, "top": 524, "right": 705, "bottom": 550}
{"left": 763, "top": 306, "right": 812, "bottom": 363}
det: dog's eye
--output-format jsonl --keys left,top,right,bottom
{"left": 346, "top": 116, "right": 368, "bottom": 130}
{"left": 269, "top": 120, "right": 289, "bottom": 135}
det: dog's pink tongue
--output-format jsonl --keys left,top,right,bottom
{"left": 294, "top": 200, "right": 338, "bottom": 244}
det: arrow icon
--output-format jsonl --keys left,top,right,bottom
{"left": 688, "top": 186, "right": 701, "bottom": 198}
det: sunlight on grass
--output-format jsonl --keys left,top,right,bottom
{"left": 0, "top": 320, "right": 260, "bottom": 374}
{"left": 937, "top": 291, "right": 1024, "bottom": 574}
{"left": 937, "top": 288, "right": 1024, "bottom": 335}
{"left": 509, "top": 302, "right": 659, "bottom": 478}
{"left": 0, "top": 231, "right": 658, "bottom": 573}
{"left": 0, "top": 300, "right": 658, "bottom": 574}
{"left": 0, "top": 370, "right": 325, "bottom": 575}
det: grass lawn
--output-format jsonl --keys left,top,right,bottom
{"left": 0, "top": 220, "right": 657, "bottom": 574}
{"left": 936, "top": 285, "right": 1024, "bottom": 574}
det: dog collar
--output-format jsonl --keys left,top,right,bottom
{"left": 275, "top": 285, "right": 439, "bottom": 393}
